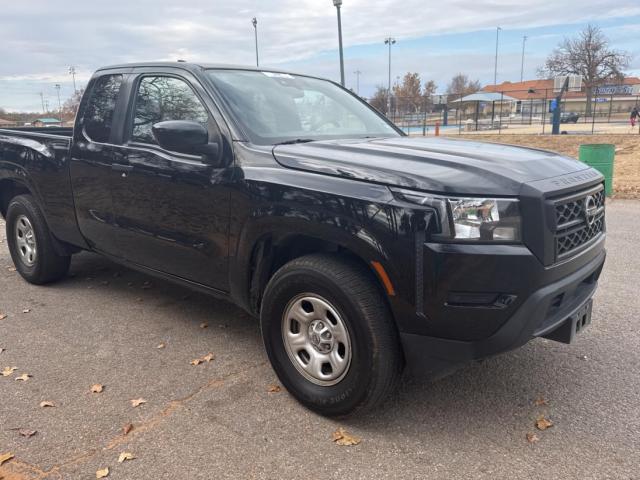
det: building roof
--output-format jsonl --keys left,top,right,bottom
{"left": 34, "top": 118, "right": 62, "bottom": 123}
{"left": 450, "top": 92, "right": 517, "bottom": 103}
{"left": 482, "top": 77, "right": 640, "bottom": 100}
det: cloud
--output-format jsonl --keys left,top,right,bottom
{"left": 1, "top": 0, "right": 639, "bottom": 110}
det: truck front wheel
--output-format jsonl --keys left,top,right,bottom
{"left": 260, "top": 254, "right": 403, "bottom": 416}
{"left": 6, "top": 194, "right": 71, "bottom": 285}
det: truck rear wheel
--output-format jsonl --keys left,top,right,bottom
{"left": 6, "top": 194, "right": 70, "bottom": 285}
{"left": 260, "top": 254, "right": 403, "bottom": 416}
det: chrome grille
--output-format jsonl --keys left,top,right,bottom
{"left": 553, "top": 185, "right": 605, "bottom": 260}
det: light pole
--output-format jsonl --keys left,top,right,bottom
{"left": 68, "top": 66, "right": 77, "bottom": 93}
{"left": 384, "top": 37, "right": 396, "bottom": 115}
{"left": 493, "top": 27, "right": 501, "bottom": 85}
{"left": 333, "top": 0, "right": 345, "bottom": 86}
{"left": 354, "top": 70, "right": 361, "bottom": 95}
{"left": 252, "top": 18, "right": 259, "bottom": 67}
{"left": 520, "top": 35, "right": 528, "bottom": 82}
{"left": 55, "top": 84, "right": 62, "bottom": 119}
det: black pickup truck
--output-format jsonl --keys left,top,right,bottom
{"left": 0, "top": 63, "right": 606, "bottom": 416}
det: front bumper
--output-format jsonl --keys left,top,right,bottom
{"left": 400, "top": 241, "right": 605, "bottom": 376}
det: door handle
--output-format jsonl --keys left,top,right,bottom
{"left": 111, "top": 164, "right": 134, "bottom": 172}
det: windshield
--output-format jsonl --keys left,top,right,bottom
{"left": 207, "top": 70, "right": 400, "bottom": 145}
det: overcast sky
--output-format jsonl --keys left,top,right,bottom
{"left": 1, "top": 0, "right": 639, "bottom": 112}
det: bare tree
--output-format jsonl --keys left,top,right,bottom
{"left": 393, "top": 73, "right": 423, "bottom": 114}
{"left": 446, "top": 74, "right": 481, "bottom": 97}
{"left": 540, "top": 24, "right": 630, "bottom": 115}
{"left": 369, "top": 85, "right": 388, "bottom": 114}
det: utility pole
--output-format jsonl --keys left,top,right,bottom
{"left": 39, "top": 92, "right": 45, "bottom": 113}
{"left": 68, "top": 66, "right": 77, "bottom": 93}
{"left": 333, "top": 0, "right": 345, "bottom": 86}
{"left": 353, "top": 70, "right": 362, "bottom": 95}
{"left": 55, "top": 84, "right": 62, "bottom": 119}
{"left": 44, "top": 99, "right": 49, "bottom": 113}
{"left": 494, "top": 26, "right": 501, "bottom": 85}
{"left": 252, "top": 18, "right": 259, "bottom": 67}
{"left": 520, "top": 35, "right": 528, "bottom": 82}
{"left": 384, "top": 37, "right": 396, "bottom": 115}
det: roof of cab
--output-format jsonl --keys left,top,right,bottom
{"left": 95, "top": 61, "right": 297, "bottom": 76}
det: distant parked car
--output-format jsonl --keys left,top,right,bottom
{"left": 561, "top": 112, "right": 580, "bottom": 123}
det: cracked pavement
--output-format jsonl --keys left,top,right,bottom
{"left": 1, "top": 200, "right": 639, "bottom": 479}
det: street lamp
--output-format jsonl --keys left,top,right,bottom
{"left": 493, "top": 26, "right": 501, "bottom": 85}
{"left": 520, "top": 35, "right": 528, "bottom": 82}
{"left": 353, "top": 70, "right": 362, "bottom": 95}
{"left": 333, "top": 0, "right": 345, "bottom": 86}
{"left": 55, "top": 84, "right": 62, "bottom": 120}
{"left": 252, "top": 18, "right": 259, "bottom": 67}
{"left": 384, "top": 37, "right": 396, "bottom": 115}
{"left": 68, "top": 66, "right": 77, "bottom": 93}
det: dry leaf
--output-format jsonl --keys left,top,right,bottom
{"left": 0, "top": 348, "right": 4, "bottom": 354}
{"left": 535, "top": 416, "right": 554, "bottom": 431}
{"left": 534, "top": 396, "right": 548, "bottom": 406}
{"left": 199, "top": 322, "right": 208, "bottom": 329}
{"left": 96, "top": 467, "right": 109, "bottom": 478}
{"left": 11, "top": 428, "right": 37, "bottom": 438}
{"left": 130, "top": 398, "right": 146, "bottom": 407}
{"left": 156, "top": 342, "right": 166, "bottom": 349}
{"left": 118, "top": 452, "right": 135, "bottom": 463}
{"left": 332, "top": 428, "right": 361, "bottom": 446}
{"left": 22, "top": 309, "right": 30, "bottom": 314}
{"left": 1, "top": 366, "right": 17, "bottom": 377}
{"left": 202, "top": 353, "right": 214, "bottom": 363}
{"left": 0, "top": 452, "right": 14, "bottom": 466}
{"left": 39, "top": 401, "right": 55, "bottom": 408}
{"left": 267, "top": 384, "right": 281, "bottom": 393}
{"left": 122, "top": 423, "right": 133, "bottom": 435}
{"left": 190, "top": 358, "right": 203, "bottom": 366}
{"left": 0, "top": 313, "right": 7, "bottom": 320}
{"left": 91, "top": 384, "right": 104, "bottom": 393}
{"left": 15, "top": 373, "right": 31, "bottom": 381}
{"left": 7, "top": 266, "right": 16, "bottom": 272}
{"left": 526, "top": 432, "right": 539, "bottom": 444}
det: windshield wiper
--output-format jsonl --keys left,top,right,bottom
{"left": 274, "top": 138, "right": 315, "bottom": 146}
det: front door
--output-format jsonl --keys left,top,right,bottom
{"left": 111, "top": 72, "right": 231, "bottom": 291}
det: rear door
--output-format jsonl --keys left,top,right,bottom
{"left": 69, "top": 71, "right": 128, "bottom": 256}
{"left": 110, "top": 69, "right": 232, "bottom": 291}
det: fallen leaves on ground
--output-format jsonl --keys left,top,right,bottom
{"left": 332, "top": 428, "right": 361, "bottom": 446}
{"left": 15, "top": 373, "right": 31, "bottom": 382}
{"left": 534, "top": 396, "right": 548, "bottom": 406}
{"left": 526, "top": 432, "right": 539, "bottom": 444}
{"left": 0, "top": 348, "right": 4, "bottom": 354}
{"left": 7, "top": 266, "right": 16, "bottom": 272}
{"left": 0, "top": 313, "right": 6, "bottom": 320}
{"left": 1, "top": 366, "right": 17, "bottom": 377}
{"left": 10, "top": 428, "right": 37, "bottom": 438}
{"left": 22, "top": 309, "right": 30, "bottom": 314}
{"left": 122, "top": 423, "right": 133, "bottom": 436}
{"left": 267, "top": 384, "right": 281, "bottom": 393}
{"left": 91, "top": 384, "right": 104, "bottom": 393}
{"left": 96, "top": 467, "right": 109, "bottom": 478}
{"left": 199, "top": 322, "right": 208, "bottom": 329}
{"left": 156, "top": 342, "right": 166, "bottom": 349}
{"left": 535, "top": 416, "right": 554, "bottom": 431}
{"left": 39, "top": 401, "right": 55, "bottom": 408}
{"left": 0, "top": 452, "right": 14, "bottom": 466}
{"left": 130, "top": 398, "right": 146, "bottom": 408}
{"left": 191, "top": 353, "right": 215, "bottom": 366}
{"left": 118, "top": 452, "right": 135, "bottom": 463}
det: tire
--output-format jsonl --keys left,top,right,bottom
{"left": 6, "top": 194, "right": 71, "bottom": 284}
{"left": 260, "top": 253, "right": 403, "bottom": 417}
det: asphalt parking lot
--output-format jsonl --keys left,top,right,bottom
{"left": 1, "top": 200, "right": 639, "bottom": 480}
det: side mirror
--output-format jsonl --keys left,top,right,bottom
{"left": 152, "top": 120, "right": 220, "bottom": 163}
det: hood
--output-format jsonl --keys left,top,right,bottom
{"left": 272, "top": 136, "right": 590, "bottom": 196}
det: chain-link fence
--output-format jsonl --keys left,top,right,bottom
{"left": 374, "top": 85, "right": 640, "bottom": 135}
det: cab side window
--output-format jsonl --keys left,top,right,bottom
{"left": 82, "top": 74, "right": 123, "bottom": 143}
{"left": 131, "top": 76, "right": 209, "bottom": 146}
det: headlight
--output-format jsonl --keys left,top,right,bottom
{"left": 391, "top": 188, "right": 522, "bottom": 242}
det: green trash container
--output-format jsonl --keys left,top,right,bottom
{"left": 579, "top": 144, "right": 615, "bottom": 196}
